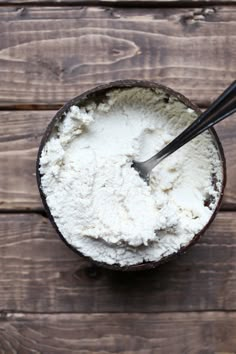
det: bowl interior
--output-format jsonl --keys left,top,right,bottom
{"left": 36, "top": 80, "right": 226, "bottom": 271}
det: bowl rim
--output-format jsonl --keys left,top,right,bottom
{"left": 36, "top": 79, "right": 227, "bottom": 271}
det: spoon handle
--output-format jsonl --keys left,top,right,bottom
{"left": 148, "top": 80, "right": 236, "bottom": 168}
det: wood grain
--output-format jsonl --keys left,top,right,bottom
{"left": 0, "top": 6, "right": 235, "bottom": 106}
{"left": 0, "top": 110, "right": 235, "bottom": 210}
{"left": 1, "top": 212, "right": 236, "bottom": 313}
{"left": 0, "top": 111, "right": 49, "bottom": 210}
{"left": 0, "top": 312, "right": 236, "bottom": 354}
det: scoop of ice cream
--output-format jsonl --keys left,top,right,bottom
{"left": 40, "top": 87, "right": 222, "bottom": 266}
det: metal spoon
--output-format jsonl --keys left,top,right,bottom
{"left": 132, "top": 80, "right": 236, "bottom": 182}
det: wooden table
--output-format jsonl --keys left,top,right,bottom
{"left": 0, "top": 1, "right": 236, "bottom": 353}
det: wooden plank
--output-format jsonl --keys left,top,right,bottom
{"left": 0, "top": 111, "right": 49, "bottom": 210}
{"left": 1, "top": 212, "right": 236, "bottom": 313}
{"left": 0, "top": 110, "right": 235, "bottom": 210}
{"left": 1, "top": 312, "right": 236, "bottom": 353}
{"left": 0, "top": 6, "right": 235, "bottom": 106}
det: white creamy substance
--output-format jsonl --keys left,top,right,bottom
{"left": 40, "top": 88, "right": 223, "bottom": 266}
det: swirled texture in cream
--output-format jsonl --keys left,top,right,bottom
{"left": 40, "top": 88, "right": 222, "bottom": 266}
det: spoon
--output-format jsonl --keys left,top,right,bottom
{"left": 132, "top": 80, "right": 236, "bottom": 182}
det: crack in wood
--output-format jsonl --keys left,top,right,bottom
{"left": 0, "top": 1, "right": 236, "bottom": 7}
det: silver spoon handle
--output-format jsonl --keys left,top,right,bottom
{"left": 145, "top": 80, "right": 236, "bottom": 170}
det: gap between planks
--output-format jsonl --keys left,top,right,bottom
{"left": 1, "top": 1, "right": 236, "bottom": 8}
{"left": 0, "top": 104, "right": 217, "bottom": 111}
{"left": 0, "top": 104, "right": 62, "bottom": 111}
{"left": 0, "top": 209, "right": 48, "bottom": 216}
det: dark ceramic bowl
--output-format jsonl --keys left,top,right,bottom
{"left": 36, "top": 80, "right": 226, "bottom": 271}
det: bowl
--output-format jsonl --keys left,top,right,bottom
{"left": 36, "top": 80, "right": 226, "bottom": 271}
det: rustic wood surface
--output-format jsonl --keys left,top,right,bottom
{"left": 0, "top": 312, "right": 236, "bottom": 354}
{"left": 0, "top": 7, "right": 235, "bottom": 107}
{"left": 0, "top": 2, "right": 236, "bottom": 353}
